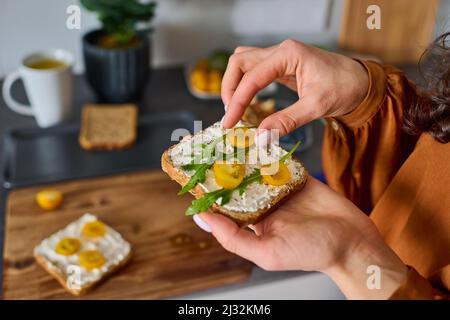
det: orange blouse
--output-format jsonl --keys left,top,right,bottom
{"left": 322, "top": 60, "right": 450, "bottom": 299}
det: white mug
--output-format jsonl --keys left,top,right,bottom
{"left": 2, "top": 49, "right": 74, "bottom": 127}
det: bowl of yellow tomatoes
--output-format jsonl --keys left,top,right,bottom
{"left": 186, "top": 50, "right": 231, "bottom": 100}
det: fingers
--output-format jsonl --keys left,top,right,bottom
{"left": 233, "top": 46, "right": 258, "bottom": 54}
{"left": 258, "top": 97, "right": 318, "bottom": 137}
{"left": 221, "top": 48, "right": 273, "bottom": 107}
{"left": 197, "top": 212, "right": 268, "bottom": 264}
{"left": 247, "top": 224, "right": 263, "bottom": 236}
{"left": 233, "top": 44, "right": 278, "bottom": 54}
{"left": 222, "top": 52, "right": 286, "bottom": 128}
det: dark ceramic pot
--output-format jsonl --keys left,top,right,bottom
{"left": 82, "top": 29, "right": 150, "bottom": 103}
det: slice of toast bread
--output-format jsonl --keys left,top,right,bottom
{"left": 34, "top": 214, "right": 132, "bottom": 296}
{"left": 34, "top": 250, "right": 132, "bottom": 296}
{"left": 79, "top": 104, "right": 138, "bottom": 151}
{"left": 242, "top": 98, "right": 276, "bottom": 126}
{"left": 161, "top": 122, "right": 308, "bottom": 226}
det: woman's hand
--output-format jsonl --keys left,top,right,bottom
{"left": 221, "top": 40, "right": 369, "bottom": 137}
{"left": 197, "top": 178, "right": 407, "bottom": 299}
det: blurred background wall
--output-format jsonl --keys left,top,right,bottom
{"left": 0, "top": 0, "right": 449, "bottom": 77}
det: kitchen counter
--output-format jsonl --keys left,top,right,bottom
{"left": 0, "top": 66, "right": 343, "bottom": 299}
{"left": 0, "top": 63, "right": 422, "bottom": 299}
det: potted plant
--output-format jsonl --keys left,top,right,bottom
{"left": 81, "top": 0, "right": 156, "bottom": 103}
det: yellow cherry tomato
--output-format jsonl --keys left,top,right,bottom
{"left": 226, "top": 127, "right": 256, "bottom": 148}
{"left": 78, "top": 250, "right": 106, "bottom": 270}
{"left": 209, "top": 70, "right": 222, "bottom": 81}
{"left": 261, "top": 162, "right": 291, "bottom": 186}
{"left": 208, "top": 70, "right": 222, "bottom": 94}
{"left": 36, "top": 190, "right": 63, "bottom": 210}
{"left": 208, "top": 70, "right": 222, "bottom": 93}
{"left": 213, "top": 162, "right": 245, "bottom": 189}
{"left": 208, "top": 80, "right": 221, "bottom": 94}
{"left": 82, "top": 220, "right": 106, "bottom": 238}
{"left": 190, "top": 68, "right": 208, "bottom": 91}
{"left": 55, "top": 237, "right": 81, "bottom": 256}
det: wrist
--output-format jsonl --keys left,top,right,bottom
{"left": 340, "top": 59, "right": 370, "bottom": 116}
{"left": 324, "top": 233, "right": 408, "bottom": 299}
{"left": 332, "top": 60, "right": 388, "bottom": 128}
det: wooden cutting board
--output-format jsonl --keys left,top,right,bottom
{"left": 2, "top": 170, "right": 252, "bottom": 299}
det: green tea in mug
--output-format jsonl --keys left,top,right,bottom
{"left": 27, "top": 59, "right": 67, "bottom": 70}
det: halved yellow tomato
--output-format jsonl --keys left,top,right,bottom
{"left": 55, "top": 237, "right": 81, "bottom": 256}
{"left": 78, "top": 250, "right": 106, "bottom": 270}
{"left": 82, "top": 220, "right": 106, "bottom": 238}
{"left": 226, "top": 127, "right": 255, "bottom": 148}
{"left": 208, "top": 70, "right": 222, "bottom": 93}
{"left": 213, "top": 162, "right": 245, "bottom": 189}
{"left": 190, "top": 68, "right": 208, "bottom": 91}
{"left": 36, "top": 189, "right": 63, "bottom": 210}
{"left": 261, "top": 162, "right": 291, "bottom": 186}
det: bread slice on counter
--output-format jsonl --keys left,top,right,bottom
{"left": 161, "top": 122, "right": 308, "bottom": 226}
{"left": 241, "top": 98, "right": 276, "bottom": 126}
{"left": 34, "top": 214, "right": 132, "bottom": 296}
{"left": 79, "top": 104, "right": 138, "bottom": 151}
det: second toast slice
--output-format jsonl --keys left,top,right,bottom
{"left": 79, "top": 104, "right": 138, "bottom": 151}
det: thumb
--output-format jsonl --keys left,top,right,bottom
{"left": 197, "top": 212, "right": 267, "bottom": 265}
{"left": 258, "top": 98, "right": 317, "bottom": 138}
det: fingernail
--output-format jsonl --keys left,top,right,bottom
{"left": 193, "top": 214, "right": 212, "bottom": 233}
{"left": 220, "top": 115, "right": 226, "bottom": 128}
{"left": 256, "top": 130, "right": 270, "bottom": 147}
{"left": 224, "top": 104, "right": 228, "bottom": 112}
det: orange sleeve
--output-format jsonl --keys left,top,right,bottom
{"left": 322, "top": 60, "right": 418, "bottom": 214}
{"left": 389, "top": 266, "right": 450, "bottom": 300}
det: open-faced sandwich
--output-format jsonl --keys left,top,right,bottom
{"left": 161, "top": 121, "right": 308, "bottom": 226}
{"left": 34, "top": 214, "right": 132, "bottom": 296}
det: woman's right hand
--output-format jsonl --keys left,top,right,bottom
{"left": 221, "top": 40, "right": 369, "bottom": 137}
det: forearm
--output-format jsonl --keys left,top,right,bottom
{"left": 324, "top": 233, "right": 408, "bottom": 299}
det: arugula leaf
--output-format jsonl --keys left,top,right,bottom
{"left": 185, "top": 169, "right": 262, "bottom": 215}
{"left": 200, "top": 134, "right": 226, "bottom": 161}
{"left": 218, "top": 189, "right": 232, "bottom": 206}
{"left": 185, "top": 189, "right": 231, "bottom": 215}
{"left": 216, "top": 146, "right": 247, "bottom": 163}
{"left": 178, "top": 163, "right": 212, "bottom": 195}
{"left": 238, "top": 169, "right": 262, "bottom": 195}
{"left": 184, "top": 138, "right": 302, "bottom": 215}
{"left": 181, "top": 163, "right": 205, "bottom": 171}
{"left": 280, "top": 141, "right": 301, "bottom": 163}
{"left": 179, "top": 134, "right": 226, "bottom": 195}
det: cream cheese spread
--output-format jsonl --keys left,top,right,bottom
{"left": 34, "top": 213, "right": 131, "bottom": 287}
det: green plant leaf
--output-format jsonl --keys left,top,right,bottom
{"left": 203, "top": 134, "right": 225, "bottom": 159}
{"left": 238, "top": 169, "right": 262, "bottom": 195}
{"left": 280, "top": 141, "right": 301, "bottom": 163}
{"left": 179, "top": 134, "right": 226, "bottom": 195}
{"left": 80, "top": 0, "right": 157, "bottom": 44}
{"left": 185, "top": 189, "right": 231, "bottom": 216}
{"left": 180, "top": 163, "right": 205, "bottom": 171}
{"left": 178, "top": 163, "right": 212, "bottom": 195}
{"left": 185, "top": 169, "right": 262, "bottom": 215}
{"left": 219, "top": 189, "right": 233, "bottom": 206}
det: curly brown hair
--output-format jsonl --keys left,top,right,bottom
{"left": 403, "top": 32, "right": 450, "bottom": 143}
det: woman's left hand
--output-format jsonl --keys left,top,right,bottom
{"left": 196, "top": 177, "right": 408, "bottom": 299}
